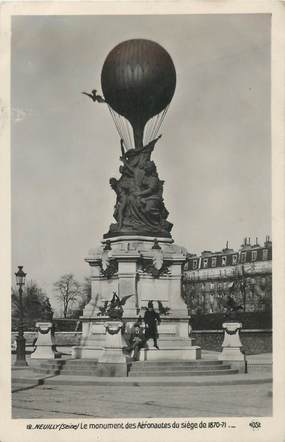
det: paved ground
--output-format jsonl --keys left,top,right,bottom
{"left": 11, "top": 352, "right": 272, "bottom": 418}
{"left": 12, "top": 368, "right": 272, "bottom": 387}
{"left": 12, "top": 382, "right": 272, "bottom": 419}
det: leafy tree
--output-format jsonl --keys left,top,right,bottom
{"left": 12, "top": 281, "right": 53, "bottom": 330}
{"left": 53, "top": 274, "right": 81, "bottom": 318}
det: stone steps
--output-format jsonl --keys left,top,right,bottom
{"left": 34, "top": 367, "right": 99, "bottom": 376}
{"left": 128, "top": 368, "right": 238, "bottom": 377}
{"left": 38, "top": 360, "right": 98, "bottom": 369}
{"left": 130, "top": 364, "right": 232, "bottom": 373}
{"left": 128, "top": 359, "right": 237, "bottom": 377}
{"left": 131, "top": 360, "right": 224, "bottom": 367}
{"left": 33, "top": 359, "right": 99, "bottom": 376}
{"left": 32, "top": 358, "right": 238, "bottom": 378}
{"left": 33, "top": 368, "right": 61, "bottom": 375}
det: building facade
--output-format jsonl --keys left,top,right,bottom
{"left": 182, "top": 236, "right": 272, "bottom": 315}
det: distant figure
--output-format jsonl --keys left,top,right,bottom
{"left": 81, "top": 89, "right": 106, "bottom": 103}
{"left": 209, "top": 293, "right": 215, "bottom": 313}
{"left": 126, "top": 323, "right": 145, "bottom": 361}
{"left": 144, "top": 300, "right": 161, "bottom": 349}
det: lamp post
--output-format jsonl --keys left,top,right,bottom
{"left": 14, "top": 266, "right": 28, "bottom": 367}
{"left": 239, "top": 265, "right": 247, "bottom": 313}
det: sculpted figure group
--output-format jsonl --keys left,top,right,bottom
{"left": 106, "top": 136, "right": 172, "bottom": 238}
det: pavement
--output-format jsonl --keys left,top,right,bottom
{"left": 12, "top": 382, "right": 272, "bottom": 419}
{"left": 11, "top": 352, "right": 272, "bottom": 418}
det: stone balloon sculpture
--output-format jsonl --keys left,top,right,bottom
{"left": 85, "top": 39, "right": 176, "bottom": 238}
{"left": 101, "top": 39, "right": 176, "bottom": 150}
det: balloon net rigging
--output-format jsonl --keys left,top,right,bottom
{"left": 107, "top": 105, "right": 169, "bottom": 150}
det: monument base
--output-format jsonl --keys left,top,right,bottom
{"left": 96, "top": 363, "right": 128, "bottom": 377}
{"left": 72, "top": 346, "right": 103, "bottom": 359}
{"left": 77, "top": 236, "right": 201, "bottom": 365}
{"left": 94, "top": 321, "right": 128, "bottom": 376}
{"left": 228, "top": 360, "right": 246, "bottom": 373}
{"left": 218, "top": 347, "right": 244, "bottom": 361}
{"left": 84, "top": 236, "right": 189, "bottom": 319}
{"left": 73, "top": 317, "right": 201, "bottom": 362}
{"left": 141, "top": 346, "right": 201, "bottom": 361}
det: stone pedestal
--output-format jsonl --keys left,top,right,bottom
{"left": 136, "top": 320, "right": 201, "bottom": 361}
{"left": 96, "top": 321, "right": 128, "bottom": 376}
{"left": 31, "top": 322, "right": 58, "bottom": 360}
{"left": 72, "top": 321, "right": 106, "bottom": 359}
{"left": 218, "top": 322, "right": 244, "bottom": 361}
{"left": 83, "top": 236, "right": 189, "bottom": 317}
{"left": 75, "top": 236, "right": 201, "bottom": 362}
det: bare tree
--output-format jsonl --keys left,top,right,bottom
{"left": 81, "top": 276, "right": 92, "bottom": 306}
{"left": 53, "top": 274, "right": 81, "bottom": 318}
{"left": 69, "top": 277, "right": 92, "bottom": 319}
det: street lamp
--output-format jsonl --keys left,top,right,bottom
{"left": 239, "top": 265, "right": 247, "bottom": 313}
{"left": 14, "top": 266, "right": 28, "bottom": 367}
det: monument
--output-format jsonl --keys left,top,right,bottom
{"left": 74, "top": 39, "right": 201, "bottom": 365}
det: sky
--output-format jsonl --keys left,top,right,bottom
{"left": 11, "top": 14, "right": 271, "bottom": 310}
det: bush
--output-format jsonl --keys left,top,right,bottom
{"left": 12, "top": 281, "right": 53, "bottom": 331}
{"left": 190, "top": 311, "right": 272, "bottom": 330}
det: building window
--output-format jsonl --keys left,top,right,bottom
{"left": 241, "top": 252, "right": 246, "bottom": 263}
{"left": 192, "top": 259, "right": 198, "bottom": 270}
{"left": 263, "top": 249, "right": 268, "bottom": 261}
{"left": 232, "top": 254, "right": 237, "bottom": 265}
{"left": 211, "top": 257, "right": 217, "bottom": 267}
{"left": 222, "top": 256, "right": 227, "bottom": 266}
{"left": 203, "top": 258, "right": 208, "bottom": 268}
{"left": 252, "top": 250, "right": 257, "bottom": 262}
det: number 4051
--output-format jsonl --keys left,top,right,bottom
{"left": 249, "top": 421, "right": 261, "bottom": 429}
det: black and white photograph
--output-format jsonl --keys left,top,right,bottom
{"left": 1, "top": 2, "right": 285, "bottom": 441}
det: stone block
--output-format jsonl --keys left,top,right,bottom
{"left": 98, "top": 321, "right": 127, "bottom": 365}
{"left": 72, "top": 346, "right": 103, "bottom": 359}
{"left": 31, "top": 322, "right": 57, "bottom": 360}
{"left": 219, "top": 322, "right": 244, "bottom": 361}
{"left": 142, "top": 346, "right": 201, "bottom": 361}
{"left": 218, "top": 347, "right": 244, "bottom": 361}
{"left": 96, "top": 362, "right": 128, "bottom": 377}
{"left": 229, "top": 360, "right": 247, "bottom": 373}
